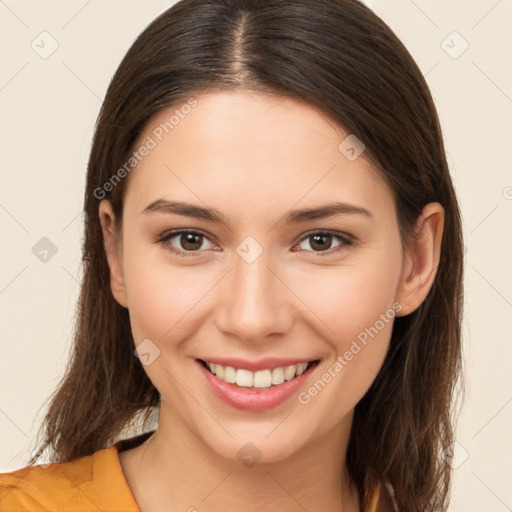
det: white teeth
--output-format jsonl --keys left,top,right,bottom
{"left": 215, "top": 364, "right": 225, "bottom": 379}
{"left": 253, "top": 369, "right": 272, "bottom": 388}
{"left": 223, "top": 366, "right": 236, "bottom": 384}
{"left": 271, "top": 367, "right": 285, "bottom": 385}
{"left": 296, "top": 363, "right": 308, "bottom": 376}
{"left": 204, "top": 360, "right": 313, "bottom": 389}
{"left": 284, "top": 365, "right": 297, "bottom": 381}
{"left": 235, "top": 369, "right": 253, "bottom": 387}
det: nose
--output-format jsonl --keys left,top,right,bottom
{"left": 214, "top": 248, "right": 293, "bottom": 343}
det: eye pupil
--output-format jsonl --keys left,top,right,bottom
{"left": 310, "top": 234, "right": 331, "bottom": 251}
{"left": 181, "top": 233, "right": 202, "bottom": 250}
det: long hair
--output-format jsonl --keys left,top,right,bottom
{"left": 28, "top": 1, "right": 464, "bottom": 510}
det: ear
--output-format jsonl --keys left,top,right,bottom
{"left": 98, "top": 200, "right": 128, "bottom": 308}
{"left": 395, "top": 202, "right": 445, "bottom": 317}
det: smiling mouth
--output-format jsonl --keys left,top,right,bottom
{"left": 197, "top": 359, "right": 320, "bottom": 390}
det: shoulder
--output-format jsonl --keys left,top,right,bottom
{"left": 0, "top": 446, "right": 139, "bottom": 511}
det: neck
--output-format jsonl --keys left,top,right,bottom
{"left": 119, "top": 405, "right": 360, "bottom": 512}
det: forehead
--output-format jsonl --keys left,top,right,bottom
{"left": 123, "top": 90, "right": 394, "bottom": 221}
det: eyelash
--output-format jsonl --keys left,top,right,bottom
{"left": 155, "top": 229, "right": 356, "bottom": 258}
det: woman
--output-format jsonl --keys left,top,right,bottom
{"left": 0, "top": 0, "right": 464, "bottom": 511}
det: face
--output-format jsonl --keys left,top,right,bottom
{"left": 100, "top": 90, "right": 427, "bottom": 464}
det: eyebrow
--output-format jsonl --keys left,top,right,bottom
{"left": 141, "top": 199, "right": 373, "bottom": 225}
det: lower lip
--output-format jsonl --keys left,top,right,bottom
{"left": 196, "top": 359, "right": 319, "bottom": 412}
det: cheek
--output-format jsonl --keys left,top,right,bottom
{"left": 291, "top": 265, "right": 398, "bottom": 422}
{"left": 291, "top": 260, "right": 399, "bottom": 341}
{"left": 122, "top": 242, "right": 214, "bottom": 346}
{"left": 288, "top": 254, "right": 400, "bottom": 403}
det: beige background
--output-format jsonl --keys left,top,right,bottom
{"left": 1, "top": 1, "right": 511, "bottom": 510}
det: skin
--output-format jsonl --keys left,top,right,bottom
{"left": 99, "top": 90, "right": 444, "bottom": 512}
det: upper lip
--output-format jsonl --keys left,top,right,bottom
{"left": 198, "top": 357, "right": 317, "bottom": 372}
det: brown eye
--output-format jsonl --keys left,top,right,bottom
{"left": 179, "top": 232, "right": 204, "bottom": 251}
{"left": 158, "top": 230, "right": 215, "bottom": 256}
{"left": 296, "top": 231, "right": 354, "bottom": 255}
{"left": 309, "top": 234, "right": 333, "bottom": 251}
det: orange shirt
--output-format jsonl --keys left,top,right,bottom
{"left": 0, "top": 443, "right": 139, "bottom": 512}
{"left": 1, "top": 437, "right": 382, "bottom": 511}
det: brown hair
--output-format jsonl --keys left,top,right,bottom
{"left": 28, "top": 1, "right": 464, "bottom": 510}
